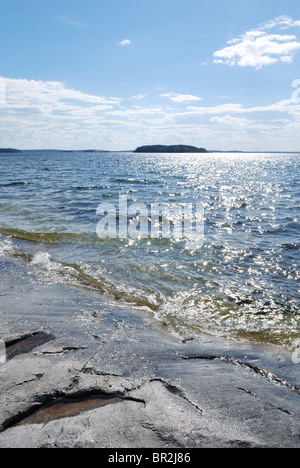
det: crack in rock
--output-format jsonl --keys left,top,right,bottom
{"left": 180, "top": 354, "right": 300, "bottom": 395}
{"left": 149, "top": 378, "right": 203, "bottom": 415}
{"left": 10, "top": 374, "right": 44, "bottom": 389}
{"left": 35, "top": 346, "right": 87, "bottom": 356}
{"left": 238, "top": 387, "right": 258, "bottom": 398}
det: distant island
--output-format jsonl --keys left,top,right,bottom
{"left": 0, "top": 148, "right": 22, "bottom": 153}
{"left": 134, "top": 145, "right": 208, "bottom": 153}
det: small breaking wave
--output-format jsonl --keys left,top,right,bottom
{"left": 27, "top": 250, "right": 160, "bottom": 312}
{"left": 0, "top": 236, "right": 15, "bottom": 256}
{"left": 31, "top": 252, "right": 62, "bottom": 271}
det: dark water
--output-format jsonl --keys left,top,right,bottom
{"left": 0, "top": 151, "right": 299, "bottom": 348}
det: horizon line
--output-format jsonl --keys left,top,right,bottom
{"left": 2, "top": 149, "right": 300, "bottom": 154}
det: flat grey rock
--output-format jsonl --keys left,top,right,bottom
{"left": 0, "top": 256, "right": 299, "bottom": 448}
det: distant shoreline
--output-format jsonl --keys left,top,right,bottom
{"left": 1, "top": 148, "right": 299, "bottom": 154}
{"left": 0, "top": 148, "right": 22, "bottom": 153}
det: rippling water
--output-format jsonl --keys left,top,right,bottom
{"left": 0, "top": 151, "right": 299, "bottom": 348}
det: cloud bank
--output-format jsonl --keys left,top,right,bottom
{"left": 0, "top": 76, "right": 299, "bottom": 151}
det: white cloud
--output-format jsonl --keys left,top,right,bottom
{"left": 119, "top": 39, "right": 131, "bottom": 46}
{"left": 210, "top": 115, "right": 253, "bottom": 127}
{"left": 2, "top": 77, "right": 122, "bottom": 110}
{"left": 130, "top": 94, "right": 147, "bottom": 100}
{"left": 59, "top": 16, "right": 85, "bottom": 29}
{"left": 213, "top": 16, "right": 300, "bottom": 69}
{"left": 262, "top": 15, "right": 300, "bottom": 30}
{"left": 160, "top": 93, "right": 202, "bottom": 103}
{"left": 0, "top": 77, "right": 125, "bottom": 148}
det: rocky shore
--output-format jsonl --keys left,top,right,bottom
{"left": 0, "top": 255, "right": 299, "bottom": 448}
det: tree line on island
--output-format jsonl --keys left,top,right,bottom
{"left": 0, "top": 145, "right": 208, "bottom": 154}
{"left": 134, "top": 145, "right": 207, "bottom": 153}
{"left": 0, "top": 148, "right": 22, "bottom": 153}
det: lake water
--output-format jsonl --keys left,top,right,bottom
{"left": 0, "top": 151, "right": 299, "bottom": 348}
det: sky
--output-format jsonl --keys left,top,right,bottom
{"left": 0, "top": 0, "right": 300, "bottom": 151}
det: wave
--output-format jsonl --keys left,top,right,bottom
{"left": 112, "top": 178, "right": 159, "bottom": 185}
{"left": 65, "top": 262, "right": 159, "bottom": 311}
{"left": 0, "top": 226, "right": 186, "bottom": 248}
{"left": 0, "top": 227, "right": 88, "bottom": 244}
{"left": 1, "top": 225, "right": 298, "bottom": 349}
{"left": 1, "top": 181, "right": 29, "bottom": 187}
{"left": 29, "top": 254, "right": 160, "bottom": 312}
{"left": 280, "top": 243, "right": 300, "bottom": 250}
{"left": 0, "top": 232, "right": 159, "bottom": 312}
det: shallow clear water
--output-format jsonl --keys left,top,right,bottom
{"left": 0, "top": 151, "right": 299, "bottom": 348}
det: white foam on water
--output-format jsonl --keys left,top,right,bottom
{"left": 0, "top": 236, "right": 15, "bottom": 256}
{"left": 31, "top": 252, "right": 60, "bottom": 271}
{"left": 30, "top": 252, "right": 71, "bottom": 286}
{"left": 29, "top": 251, "right": 84, "bottom": 288}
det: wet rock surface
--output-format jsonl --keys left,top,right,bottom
{"left": 0, "top": 256, "right": 299, "bottom": 448}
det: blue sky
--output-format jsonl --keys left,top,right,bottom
{"left": 0, "top": 0, "right": 300, "bottom": 150}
